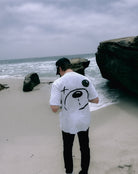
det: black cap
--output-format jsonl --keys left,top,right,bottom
{"left": 56, "top": 57, "right": 71, "bottom": 75}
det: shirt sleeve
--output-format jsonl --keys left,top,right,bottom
{"left": 88, "top": 81, "right": 98, "bottom": 100}
{"left": 50, "top": 82, "right": 61, "bottom": 106}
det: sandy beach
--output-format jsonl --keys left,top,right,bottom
{"left": 0, "top": 78, "right": 138, "bottom": 174}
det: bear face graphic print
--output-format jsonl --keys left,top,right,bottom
{"left": 60, "top": 79, "right": 90, "bottom": 112}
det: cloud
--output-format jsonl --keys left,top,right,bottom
{"left": 112, "top": 0, "right": 138, "bottom": 8}
{"left": 0, "top": 0, "right": 138, "bottom": 59}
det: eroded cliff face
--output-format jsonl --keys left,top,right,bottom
{"left": 96, "top": 36, "right": 138, "bottom": 95}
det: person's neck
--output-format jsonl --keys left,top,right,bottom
{"left": 61, "top": 69, "right": 73, "bottom": 76}
{"left": 64, "top": 69, "right": 73, "bottom": 74}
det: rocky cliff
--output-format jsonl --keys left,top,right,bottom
{"left": 96, "top": 36, "right": 138, "bottom": 95}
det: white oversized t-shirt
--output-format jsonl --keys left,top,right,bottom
{"left": 50, "top": 72, "right": 98, "bottom": 134}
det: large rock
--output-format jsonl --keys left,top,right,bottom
{"left": 23, "top": 72, "right": 40, "bottom": 92}
{"left": 70, "top": 58, "right": 90, "bottom": 75}
{"left": 96, "top": 36, "right": 138, "bottom": 94}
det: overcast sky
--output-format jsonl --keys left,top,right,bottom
{"left": 0, "top": 0, "right": 138, "bottom": 59}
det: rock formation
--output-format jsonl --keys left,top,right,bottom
{"left": 0, "top": 84, "right": 9, "bottom": 91}
{"left": 70, "top": 58, "right": 90, "bottom": 75}
{"left": 23, "top": 72, "right": 40, "bottom": 92}
{"left": 96, "top": 36, "right": 138, "bottom": 95}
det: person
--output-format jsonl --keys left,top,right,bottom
{"left": 50, "top": 58, "right": 99, "bottom": 174}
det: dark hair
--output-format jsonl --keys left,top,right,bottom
{"left": 56, "top": 57, "right": 71, "bottom": 75}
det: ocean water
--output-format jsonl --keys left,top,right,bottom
{"left": 0, "top": 53, "right": 120, "bottom": 111}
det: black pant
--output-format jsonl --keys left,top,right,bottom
{"left": 62, "top": 129, "right": 90, "bottom": 174}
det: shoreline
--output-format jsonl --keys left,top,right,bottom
{"left": 0, "top": 78, "right": 138, "bottom": 174}
{"left": 0, "top": 77, "right": 119, "bottom": 112}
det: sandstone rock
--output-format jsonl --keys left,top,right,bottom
{"left": 96, "top": 36, "right": 138, "bottom": 94}
{"left": 23, "top": 72, "right": 40, "bottom": 92}
{"left": 70, "top": 58, "right": 90, "bottom": 75}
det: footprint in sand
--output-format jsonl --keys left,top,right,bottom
{"left": 105, "top": 164, "right": 135, "bottom": 174}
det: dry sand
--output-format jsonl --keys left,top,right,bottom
{"left": 0, "top": 78, "right": 138, "bottom": 174}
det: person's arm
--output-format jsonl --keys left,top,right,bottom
{"left": 50, "top": 82, "right": 61, "bottom": 113}
{"left": 87, "top": 79, "right": 99, "bottom": 104}
{"left": 50, "top": 105, "right": 60, "bottom": 113}
{"left": 89, "top": 97, "right": 99, "bottom": 104}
